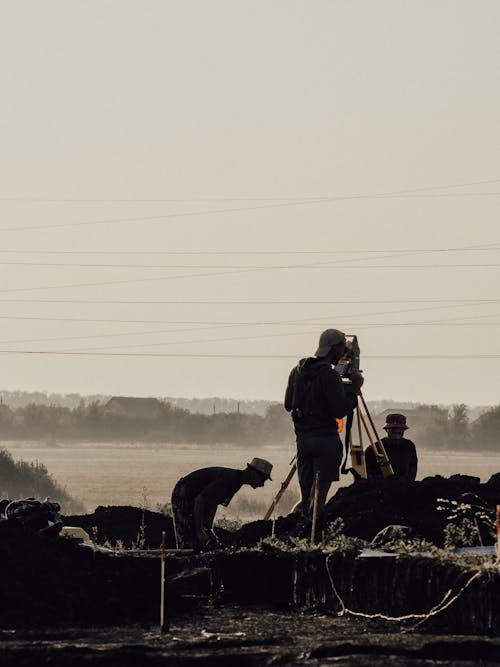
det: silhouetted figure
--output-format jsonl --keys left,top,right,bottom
{"left": 285, "top": 328, "right": 363, "bottom": 515}
{"left": 365, "top": 413, "right": 417, "bottom": 481}
{"left": 171, "top": 458, "right": 272, "bottom": 550}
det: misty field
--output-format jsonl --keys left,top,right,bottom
{"left": 2, "top": 441, "right": 500, "bottom": 519}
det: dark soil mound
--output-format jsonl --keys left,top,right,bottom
{"left": 223, "top": 473, "right": 500, "bottom": 549}
{"left": 2, "top": 472, "right": 499, "bottom": 633}
{"left": 0, "top": 520, "right": 160, "bottom": 626}
{"left": 324, "top": 473, "right": 499, "bottom": 546}
{"left": 62, "top": 505, "right": 176, "bottom": 549}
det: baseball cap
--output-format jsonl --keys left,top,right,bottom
{"left": 315, "top": 329, "right": 346, "bottom": 357}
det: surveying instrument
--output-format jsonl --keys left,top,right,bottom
{"left": 263, "top": 335, "right": 393, "bottom": 521}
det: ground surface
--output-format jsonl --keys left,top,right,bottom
{"left": 4, "top": 440, "right": 500, "bottom": 515}
{"left": 2, "top": 473, "right": 499, "bottom": 665}
{"left": 2, "top": 606, "right": 500, "bottom": 666}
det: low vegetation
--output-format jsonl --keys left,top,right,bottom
{"left": 0, "top": 448, "right": 84, "bottom": 513}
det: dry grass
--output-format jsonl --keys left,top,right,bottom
{"left": 2, "top": 441, "right": 499, "bottom": 521}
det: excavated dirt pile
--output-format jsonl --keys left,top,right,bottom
{"left": 62, "top": 505, "right": 176, "bottom": 549}
{"left": 60, "top": 474, "right": 499, "bottom": 550}
{"left": 1, "top": 473, "right": 499, "bottom": 631}
{"left": 223, "top": 473, "right": 500, "bottom": 548}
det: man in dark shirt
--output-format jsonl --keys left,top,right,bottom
{"left": 284, "top": 328, "right": 364, "bottom": 515}
{"left": 365, "top": 413, "right": 418, "bottom": 481}
{"left": 171, "top": 457, "right": 273, "bottom": 549}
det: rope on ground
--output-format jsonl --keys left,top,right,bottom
{"left": 325, "top": 554, "right": 482, "bottom": 630}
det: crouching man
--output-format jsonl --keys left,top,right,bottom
{"left": 171, "top": 458, "right": 273, "bottom": 550}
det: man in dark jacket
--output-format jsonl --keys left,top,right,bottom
{"left": 284, "top": 328, "right": 364, "bottom": 515}
{"left": 171, "top": 457, "right": 273, "bottom": 550}
{"left": 365, "top": 413, "right": 417, "bottom": 480}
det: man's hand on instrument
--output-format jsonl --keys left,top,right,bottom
{"left": 350, "top": 371, "right": 364, "bottom": 394}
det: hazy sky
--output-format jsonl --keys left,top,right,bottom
{"left": 1, "top": 1, "right": 499, "bottom": 406}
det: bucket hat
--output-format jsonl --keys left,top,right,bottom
{"left": 384, "top": 413, "right": 408, "bottom": 430}
{"left": 315, "top": 329, "right": 346, "bottom": 357}
{"left": 247, "top": 457, "right": 273, "bottom": 480}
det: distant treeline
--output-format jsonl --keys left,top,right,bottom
{"left": 0, "top": 390, "right": 274, "bottom": 416}
{"left": 0, "top": 399, "right": 498, "bottom": 451}
{"left": 0, "top": 400, "right": 292, "bottom": 445}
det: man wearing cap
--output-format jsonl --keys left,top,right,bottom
{"left": 171, "top": 458, "right": 272, "bottom": 550}
{"left": 285, "top": 328, "right": 364, "bottom": 515}
{"left": 365, "top": 413, "right": 418, "bottom": 481}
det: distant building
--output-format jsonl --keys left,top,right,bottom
{"left": 104, "top": 397, "right": 163, "bottom": 420}
{"left": 374, "top": 406, "right": 445, "bottom": 437}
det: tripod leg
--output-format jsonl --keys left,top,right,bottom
{"left": 359, "top": 392, "right": 394, "bottom": 476}
{"left": 263, "top": 462, "right": 297, "bottom": 520}
{"left": 357, "top": 406, "right": 394, "bottom": 478}
{"left": 357, "top": 409, "right": 363, "bottom": 447}
{"left": 347, "top": 408, "right": 367, "bottom": 478}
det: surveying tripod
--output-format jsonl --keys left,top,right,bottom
{"left": 263, "top": 391, "right": 393, "bottom": 520}
{"left": 343, "top": 391, "right": 394, "bottom": 479}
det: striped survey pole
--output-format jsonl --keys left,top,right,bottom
{"left": 497, "top": 506, "right": 500, "bottom": 562}
{"left": 160, "top": 531, "right": 168, "bottom": 633}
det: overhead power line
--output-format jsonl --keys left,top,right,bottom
{"left": 0, "top": 240, "right": 498, "bottom": 297}
{"left": 3, "top": 305, "right": 500, "bottom": 348}
{"left": 1, "top": 243, "right": 500, "bottom": 293}
{"left": 2, "top": 177, "right": 500, "bottom": 233}
{"left": 0, "top": 350, "right": 498, "bottom": 360}
{"left": 1, "top": 261, "right": 500, "bottom": 269}
{"left": 0, "top": 302, "right": 498, "bottom": 347}
{"left": 1, "top": 315, "right": 499, "bottom": 326}
{"left": 0, "top": 297, "right": 498, "bottom": 306}
{"left": 1, "top": 176, "right": 499, "bottom": 203}
{"left": 0, "top": 245, "right": 499, "bottom": 256}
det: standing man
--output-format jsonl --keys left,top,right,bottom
{"left": 284, "top": 329, "right": 364, "bottom": 515}
{"left": 171, "top": 458, "right": 273, "bottom": 550}
{"left": 365, "top": 413, "right": 418, "bottom": 480}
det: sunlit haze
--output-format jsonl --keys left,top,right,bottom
{"left": 1, "top": 2, "right": 499, "bottom": 407}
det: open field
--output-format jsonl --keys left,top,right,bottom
{"left": 2, "top": 441, "right": 499, "bottom": 518}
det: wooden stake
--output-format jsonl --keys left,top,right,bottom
{"left": 311, "top": 472, "right": 320, "bottom": 545}
{"left": 160, "top": 530, "right": 168, "bottom": 633}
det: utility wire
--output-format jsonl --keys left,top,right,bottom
{"left": 0, "top": 245, "right": 499, "bottom": 255}
{"left": 0, "top": 301, "right": 499, "bottom": 328}
{"left": 2, "top": 177, "right": 500, "bottom": 233}
{"left": 1, "top": 176, "right": 499, "bottom": 203}
{"left": 1, "top": 240, "right": 499, "bottom": 293}
{"left": 3, "top": 303, "right": 500, "bottom": 348}
{"left": 1, "top": 261, "right": 500, "bottom": 269}
{"left": 0, "top": 297, "right": 498, "bottom": 306}
{"left": 0, "top": 350, "right": 497, "bottom": 360}
{"left": 56, "top": 309, "right": 500, "bottom": 352}
{"left": 1, "top": 313, "right": 499, "bottom": 326}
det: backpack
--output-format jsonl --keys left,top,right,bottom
{"left": 290, "top": 361, "right": 331, "bottom": 419}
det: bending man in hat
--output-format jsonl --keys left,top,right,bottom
{"left": 171, "top": 458, "right": 273, "bottom": 550}
{"left": 365, "top": 413, "right": 417, "bottom": 481}
{"left": 285, "top": 329, "right": 364, "bottom": 515}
